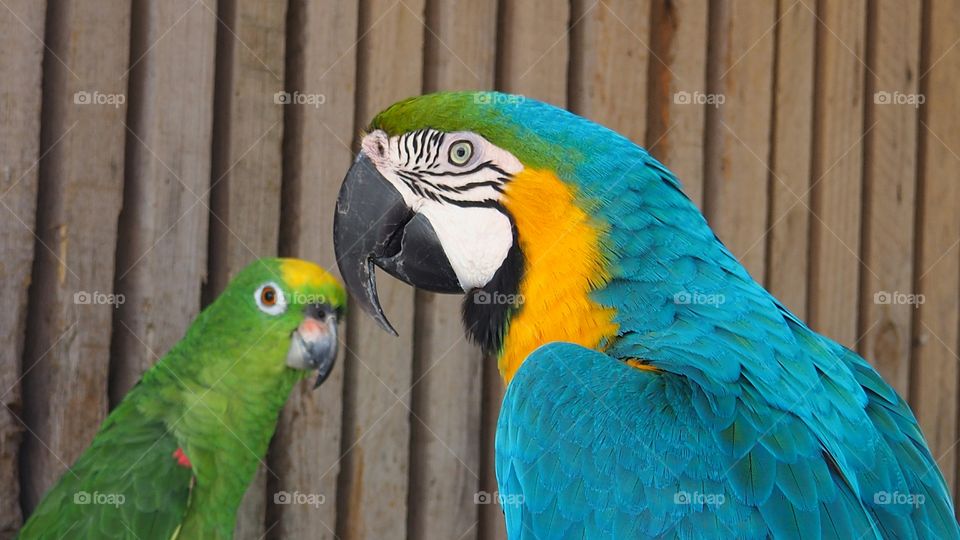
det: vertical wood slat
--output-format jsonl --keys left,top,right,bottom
{"left": 479, "top": 3, "right": 570, "bottom": 539}
{"left": 807, "top": 0, "right": 868, "bottom": 347}
{"left": 766, "top": 0, "right": 815, "bottom": 319}
{"left": 336, "top": 1, "right": 424, "bottom": 538}
{"left": 20, "top": 0, "right": 131, "bottom": 512}
{"left": 496, "top": 0, "right": 570, "bottom": 108}
{"left": 569, "top": 0, "right": 651, "bottom": 145}
{"left": 410, "top": 293, "right": 484, "bottom": 540}
{"left": 703, "top": 0, "right": 776, "bottom": 281}
{"left": 478, "top": 356, "right": 505, "bottom": 540}
{"left": 201, "top": 0, "right": 288, "bottom": 537}
{"left": 206, "top": 0, "right": 286, "bottom": 297}
{"left": 911, "top": 0, "right": 960, "bottom": 501}
{"left": 270, "top": 0, "right": 359, "bottom": 537}
{"left": 858, "top": 0, "right": 921, "bottom": 397}
{"left": 409, "top": 0, "right": 496, "bottom": 538}
{"left": 646, "top": 0, "right": 708, "bottom": 208}
{"left": 110, "top": 0, "right": 217, "bottom": 401}
{"left": 0, "top": 0, "right": 46, "bottom": 532}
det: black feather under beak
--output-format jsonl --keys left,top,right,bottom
{"left": 333, "top": 153, "right": 462, "bottom": 335}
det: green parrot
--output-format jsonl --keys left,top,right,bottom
{"left": 19, "top": 257, "right": 345, "bottom": 539}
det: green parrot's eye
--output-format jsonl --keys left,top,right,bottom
{"left": 262, "top": 288, "right": 276, "bottom": 305}
{"left": 448, "top": 140, "right": 473, "bottom": 166}
{"left": 254, "top": 282, "right": 287, "bottom": 316}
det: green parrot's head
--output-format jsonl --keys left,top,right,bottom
{"left": 191, "top": 258, "right": 346, "bottom": 388}
{"left": 334, "top": 92, "right": 660, "bottom": 379}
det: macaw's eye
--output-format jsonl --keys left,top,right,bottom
{"left": 449, "top": 140, "right": 473, "bottom": 165}
{"left": 254, "top": 282, "right": 287, "bottom": 315}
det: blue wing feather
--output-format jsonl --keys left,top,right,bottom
{"left": 496, "top": 341, "right": 959, "bottom": 539}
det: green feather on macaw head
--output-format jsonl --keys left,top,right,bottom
{"left": 370, "top": 90, "right": 620, "bottom": 174}
{"left": 19, "top": 257, "right": 346, "bottom": 539}
{"left": 369, "top": 91, "right": 688, "bottom": 199}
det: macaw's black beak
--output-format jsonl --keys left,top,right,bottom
{"left": 334, "top": 153, "right": 462, "bottom": 335}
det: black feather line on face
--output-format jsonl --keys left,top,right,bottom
{"left": 411, "top": 129, "right": 423, "bottom": 158}
{"left": 461, "top": 208, "right": 524, "bottom": 357}
{"left": 428, "top": 131, "right": 444, "bottom": 167}
{"left": 426, "top": 161, "right": 509, "bottom": 178}
{"left": 400, "top": 133, "right": 416, "bottom": 167}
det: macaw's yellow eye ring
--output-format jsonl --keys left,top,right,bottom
{"left": 449, "top": 140, "right": 473, "bottom": 165}
{"left": 254, "top": 282, "right": 287, "bottom": 315}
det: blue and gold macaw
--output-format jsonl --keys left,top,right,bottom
{"left": 333, "top": 91, "right": 959, "bottom": 539}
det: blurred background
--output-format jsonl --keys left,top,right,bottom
{"left": 1, "top": 0, "right": 958, "bottom": 538}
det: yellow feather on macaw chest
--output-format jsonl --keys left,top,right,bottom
{"left": 498, "top": 168, "right": 619, "bottom": 384}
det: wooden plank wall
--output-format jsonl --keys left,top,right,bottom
{"left": 0, "top": 1, "right": 46, "bottom": 534}
{"left": 914, "top": 0, "right": 960, "bottom": 507}
{"left": 704, "top": 0, "right": 775, "bottom": 281}
{"left": 2, "top": 1, "right": 958, "bottom": 537}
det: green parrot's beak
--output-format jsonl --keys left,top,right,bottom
{"left": 333, "top": 153, "right": 461, "bottom": 335}
{"left": 285, "top": 303, "right": 339, "bottom": 388}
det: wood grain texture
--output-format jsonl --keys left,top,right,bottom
{"left": 766, "top": 0, "right": 815, "bottom": 318}
{"left": 858, "top": 0, "right": 921, "bottom": 397}
{"left": 19, "top": 0, "right": 130, "bottom": 513}
{"left": 207, "top": 0, "right": 286, "bottom": 299}
{"left": 478, "top": 349, "right": 506, "bottom": 540}
{"left": 569, "top": 0, "right": 650, "bottom": 145}
{"left": 496, "top": 0, "right": 570, "bottom": 107}
{"left": 646, "top": 0, "right": 709, "bottom": 208}
{"left": 335, "top": 1, "right": 423, "bottom": 538}
{"left": 110, "top": 0, "right": 217, "bottom": 401}
{"left": 409, "top": 294, "right": 484, "bottom": 540}
{"left": 911, "top": 0, "right": 960, "bottom": 501}
{"left": 704, "top": 0, "right": 775, "bottom": 281}
{"left": 0, "top": 0, "right": 46, "bottom": 532}
{"left": 199, "top": 0, "right": 288, "bottom": 537}
{"left": 807, "top": 0, "right": 867, "bottom": 347}
{"left": 481, "top": 3, "right": 570, "bottom": 539}
{"left": 408, "top": 1, "right": 496, "bottom": 539}
{"left": 269, "top": 0, "right": 358, "bottom": 537}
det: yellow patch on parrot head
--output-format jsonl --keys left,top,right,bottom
{"left": 498, "top": 168, "right": 619, "bottom": 384}
{"left": 276, "top": 258, "right": 347, "bottom": 310}
{"left": 279, "top": 258, "right": 334, "bottom": 290}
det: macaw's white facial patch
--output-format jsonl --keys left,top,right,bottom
{"left": 417, "top": 203, "right": 514, "bottom": 290}
{"left": 360, "top": 128, "right": 523, "bottom": 289}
